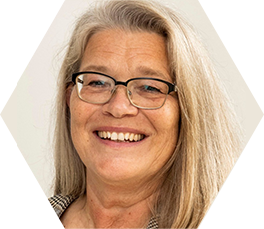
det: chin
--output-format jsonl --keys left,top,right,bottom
{"left": 92, "top": 161, "right": 145, "bottom": 185}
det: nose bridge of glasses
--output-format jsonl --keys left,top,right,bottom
{"left": 111, "top": 80, "right": 130, "bottom": 95}
{"left": 111, "top": 80, "right": 130, "bottom": 94}
{"left": 109, "top": 80, "right": 134, "bottom": 104}
{"left": 115, "top": 81, "right": 128, "bottom": 87}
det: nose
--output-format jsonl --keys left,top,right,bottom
{"left": 102, "top": 86, "right": 139, "bottom": 118}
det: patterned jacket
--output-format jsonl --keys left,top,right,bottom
{"left": 17, "top": 195, "right": 158, "bottom": 229}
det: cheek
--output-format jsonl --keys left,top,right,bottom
{"left": 141, "top": 101, "right": 179, "bottom": 156}
{"left": 69, "top": 90, "right": 93, "bottom": 127}
{"left": 69, "top": 90, "right": 82, "bottom": 122}
{"left": 70, "top": 108, "right": 86, "bottom": 139}
{"left": 146, "top": 102, "right": 180, "bottom": 172}
{"left": 154, "top": 99, "right": 180, "bottom": 154}
{"left": 158, "top": 99, "right": 180, "bottom": 135}
{"left": 69, "top": 94, "right": 94, "bottom": 148}
{"left": 69, "top": 103, "right": 98, "bottom": 167}
{"left": 70, "top": 106, "right": 87, "bottom": 151}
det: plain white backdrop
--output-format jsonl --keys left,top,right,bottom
{"left": 16, "top": 0, "right": 260, "bottom": 227}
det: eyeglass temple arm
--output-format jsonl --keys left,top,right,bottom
{"left": 168, "top": 84, "right": 177, "bottom": 93}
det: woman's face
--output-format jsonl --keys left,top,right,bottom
{"left": 69, "top": 29, "right": 180, "bottom": 185}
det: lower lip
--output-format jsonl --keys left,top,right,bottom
{"left": 93, "top": 132, "right": 146, "bottom": 148}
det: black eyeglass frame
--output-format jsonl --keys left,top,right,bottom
{"left": 71, "top": 71, "right": 177, "bottom": 109}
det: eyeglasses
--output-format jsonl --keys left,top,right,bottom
{"left": 72, "top": 71, "right": 177, "bottom": 109}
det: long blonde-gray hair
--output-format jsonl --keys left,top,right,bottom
{"left": 53, "top": 0, "right": 242, "bottom": 227}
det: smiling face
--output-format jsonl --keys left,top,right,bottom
{"left": 69, "top": 29, "right": 180, "bottom": 186}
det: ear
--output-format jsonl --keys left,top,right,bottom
{"left": 66, "top": 85, "right": 73, "bottom": 107}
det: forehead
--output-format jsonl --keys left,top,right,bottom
{"left": 80, "top": 29, "right": 170, "bottom": 80}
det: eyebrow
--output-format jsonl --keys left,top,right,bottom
{"left": 135, "top": 66, "right": 169, "bottom": 80}
{"left": 80, "top": 65, "right": 109, "bottom": 73}
{"left": 80, "top": 65, "right": 170, "bottom": 80}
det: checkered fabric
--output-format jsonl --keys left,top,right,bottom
{"left": 146, "top": 216, "right": 159, "bottom": 229}
{"left": 17, "top": 195, "right": 158, "bottom": 229}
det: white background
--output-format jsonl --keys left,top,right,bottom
{"left": 11, "top": 0, "right": 264, "bottom": 227}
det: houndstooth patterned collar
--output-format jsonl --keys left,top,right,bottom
{"left": 17, "top": 195, "right": 158, "bottom": 229}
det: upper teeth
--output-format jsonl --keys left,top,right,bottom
{"left": 97, "top": 131, "right": 144, "bottom": 142}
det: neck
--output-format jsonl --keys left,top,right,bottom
{"left": 78, "top": 172, "right": 159, "bottom": 228}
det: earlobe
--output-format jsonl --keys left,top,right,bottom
{"left": 66, "top": 85, "right": 73, "bottom": 107}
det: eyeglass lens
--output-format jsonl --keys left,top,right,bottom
{"left": 76, "top": 73, "right": 169, "bottom": 109}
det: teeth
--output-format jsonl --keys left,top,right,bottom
{"left": 97, "top": 131, "right": 144, "bottom": 142}
{"left": 118, "top": 133, "right": 124, "bottom": 141}
{"left": 107, "top": 132, "right": 111, "bottom": 138}
{"left": 124, "top": 133, "right": 129, "bottom": 140}
{"left": 129, "top": 133, "right": 134, "bottom": 141}
{"left": 98, "top": 131, "right": 103, "bottom": 138}
{"left": 111, "top": 132, "right": 118, "bottom": 141}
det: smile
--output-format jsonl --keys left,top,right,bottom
{"left": 97, "top": 131, "right": 145, "bottom": 142}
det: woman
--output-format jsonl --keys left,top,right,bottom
{"left": 49, "top": 0, "right": 242, "bottom": 228}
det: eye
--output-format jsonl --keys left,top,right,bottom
{"left": 87, "top": 80, "right": 108, "bottom": 87}
{"left": 141, "top": 85, "right": 163, "bottom": 94}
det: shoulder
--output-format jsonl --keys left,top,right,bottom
{"left": 17, "top": 195, "right": 75, "bottom": 229}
